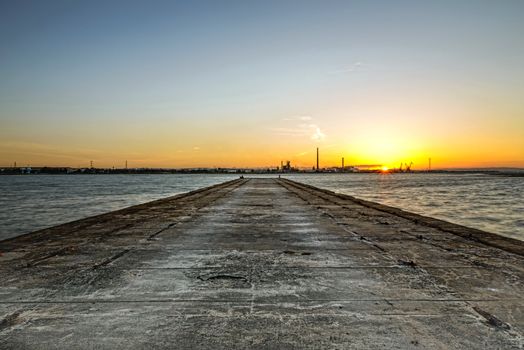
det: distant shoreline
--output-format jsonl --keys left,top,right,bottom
{"left": 1, "top": 168, "right": 523, "bottom": 177}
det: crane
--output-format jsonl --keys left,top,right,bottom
{"left": 405, "top": 162, "right": 413, "bottom": 172}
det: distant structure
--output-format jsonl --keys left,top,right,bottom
{"left": 428, "top": 158, "right": 432, "bottom": 171}
{"left": 282, "top": 161, "right": 292, "bottom": 172}
{"left": 90, "top": 160, "right": 94, "bottom": 169}
{"left": 125, "top": 160, "right": 128, "bottom": 169}
{"left": 397, "top": 162, "right": 413, "bottom": 173}
{"left": 316, "top": 147, "right": 319, "bottom": 171}
{"left": 341, "top": 157, "right": 344, "bottom": 169}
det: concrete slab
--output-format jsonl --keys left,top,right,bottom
{"left": 0, "top": 178, "right": 523, "bottom": 349}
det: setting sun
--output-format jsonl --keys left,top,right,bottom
{"left": 381, "top": 166, "right": 389, "bottom": 172}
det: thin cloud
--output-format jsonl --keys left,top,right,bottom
{"left": 271, "top": 120, "right": 327, "bottom": 142}
{"left": 311, "top": 127, "right": 326, "bottom": 141}
{"left": 329, "top": 61, "right": 363, "bottom": 75}
{"left": 273, "top": 115, "right": 328, "bottom": 141}
{"left": 282, "top": 115, "right": 312, "bottom": 122}
{"left": 271, "top": 127, "right": 311, "bottom": 137}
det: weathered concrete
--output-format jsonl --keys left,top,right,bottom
{"left": 0, "top": 178, "right": 523, "bottom": 349}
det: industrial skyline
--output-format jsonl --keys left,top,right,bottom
{"left": 1, "top": 147, "right": 503, "bottom": 174}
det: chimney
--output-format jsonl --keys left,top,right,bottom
{"left": 316, "top": 148, "right": 319, "bottom": 171}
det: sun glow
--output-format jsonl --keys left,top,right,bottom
{"left": 381, "top": 166, "right": 389, "bottom": 172}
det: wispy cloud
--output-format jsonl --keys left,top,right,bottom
{"left": 282, "top": 115, "right": 312, "bottom": 122}
{"left": 271, "top": 116, "right": 327, "bottom": 142}
{"left": 271, "top": 127, "right": 310, "bottom": 137}
{"left": 311, "top": 127, "right": 326, "bottom": 141}
{"left": 329, "top": 61, "right": 363, "bottom": 75}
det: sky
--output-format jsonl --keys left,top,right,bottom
{"left": 1, "top": 0, "right": 523, "bottom": 169}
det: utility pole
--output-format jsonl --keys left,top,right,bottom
{"left": 90, "top": 160, "right": 93, "bottom": 169}
{"left": 125, "top": 160, "right": 128, "bottom": 169}
{"left": 316, "top": 147, "right": 319, "bottom": 171}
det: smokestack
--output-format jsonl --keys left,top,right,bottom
{"left": 316, "top": 148, "right": 319, "bottom": 171}
{"left": 342, "top": 157, "right": 344, "bottom": 169}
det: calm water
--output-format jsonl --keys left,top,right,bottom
{"left": 0, "top": 173, "right": 522, "bottom": 241}
{"left": 285, "top": 173, "right": 524, "bottom": 240}
{"left": 0, "top": 174, "right": 237, "bottom": 241}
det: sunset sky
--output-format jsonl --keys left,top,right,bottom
{"left": 1, "top": 1, "right": 523, "bottom": 169}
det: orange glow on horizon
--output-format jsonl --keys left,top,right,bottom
{"left": 1, "top": 111, "right": 523, "bottom": 169}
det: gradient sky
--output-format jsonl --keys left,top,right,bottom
{"left": 1, "top": 0, "right": 523, "bottom": 169}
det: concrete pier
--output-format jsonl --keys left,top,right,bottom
{"left": 1, "top": 178, "right": 523, "bottom": 349}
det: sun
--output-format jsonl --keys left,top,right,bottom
{"left": 381, "top": 166, "right": 389, "bottom": 172}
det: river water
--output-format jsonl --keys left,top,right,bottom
{"left": 0, "top": 173, "right": 522, "bottom": 241}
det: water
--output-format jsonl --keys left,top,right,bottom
{"left": 285, "top": 173, "right": 524, "bottom": 240}
{"left": 0, "top": 174, "right": 237, "bottom": 241}
{"left": 0, "top": 173, "right": 522, "bottom": 241}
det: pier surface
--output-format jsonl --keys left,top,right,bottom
{"left": 1, "top": 178, "right": 523, "bottom": 349}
